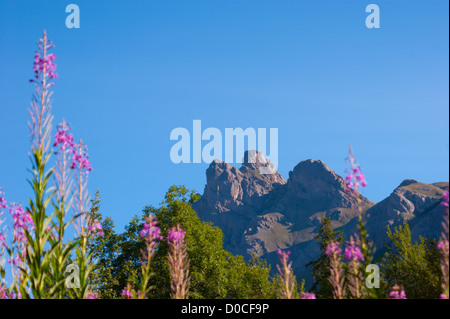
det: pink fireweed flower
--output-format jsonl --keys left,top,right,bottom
{"left": 345, "top": 169, "right": 367, "bottom": 192}
{"left": 277, "top": 249, "right": 291, "bottom": 260}
{"left": 345, "top": 146, "right": 367, "bottom": 193}
{"left": 86, "top": 292, "right": 98, "bottom": 299}
{"left": 122, "top": 290, "right": 133, "bottom": 299}
{"left": 121, "top": 287, "right": 134, "bottom": 299}
{"left": 0, "top": 234, "right": 6, "bottom": 248}
{"left": 7, "top": 291, "right": 22, "bottom": 299}
{"left": 0, "top": 197, "right": 6, "bottom": 209}
{"left": 440, "top": 293, "right": 448, "bottom": 299}
{"left": 0, "top": 285, "right": 10, "bottom": 299}
{"left": 344, "top": 245, "right": 365, "bottom": 262}
{"left": 167, "top": 229, "right": 186, "bottom": 244}
{"left": 326, "top": 242, "right": 342, "bottom": 258}
{"left": 301, "top": 292, "right": 316, "bottom": 299}
{"left": 0, "top": 188, "right": 7, "bottom": 249}
{"left": 276, "top": 250, "right": 292, "bottom": 277}
{"left": 0, "top": 188, "right": 7, "bottom": 210}
{"left": 31, "top": 48, "right": 58, "bottom": 82}
{"left": 442, "top": 190, "right": 449, "bottom": 208}
{"left": 140, "top": 220, "right": 163, "bottom": 242}
{"left": 53, "top": 122, "right": 75, "bottom": 151}
{"left": 88, "top": 220, "right": 104, "bottom": 237}
{"left": 9, "top": 203, "right": 33, "bottom": 243}
{"left": 389, "top": 285, "right": 407, "bottom": 299}
{"left": 437, "top": 240, "right": 449, "bottom": 252}
{"left": 71, "top": 141, "right": 92, "bottom": 174}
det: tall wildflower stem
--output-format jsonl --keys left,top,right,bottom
{"left": 389, "top": 285, "right": 407, "bottom": 299}
{"left": 326, "top": 242, "right": 345, "bottom": 299}
{"left": 345, "top": 146, "right": 376, "bottom": 298}
{"left": 50, "top": 120, "right": 76, "bottom": 298}
{"left": 0, "top": 189, "right": 7, "bottom": 285}
{"left": 167, "top": 225, "right": 190, "bottom": 299}
{"left": 349, "top": 261, "right": 361, "bottom": 298}
{"left": 137, "top": 215, "right": 162, "bottom": 298}
{"left": 71, "top": 140, "right": 94, "bottom": 299}
{"left": 344, "top": 236, "right": 365, "bottom": 299}
{"left": 346, "top": 147, "right": 369, "bottom": 258}
{"left": 24, "top": 30, "right": 58, "bottom": 298}
{"left": 276, "top": 250, "right": 294, "bottom": 299}
{"left": 439, "top": 190, "right": 449, "bottom": 299}
{"left": 38, "top": 38, "right": 46, "bottom": 149}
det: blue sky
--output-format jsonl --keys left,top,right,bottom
{"left": 0, "top": 0, "right": 448, "bottom": 232}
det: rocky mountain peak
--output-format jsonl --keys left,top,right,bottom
{"left": 195, "top": 151, "right": 286, "bottom": 218}
{"left": 399, "top": 179, "right": 418, "bottom": 188}
{"left": 280, "top": 159, "right": 370, "bottom": 214}
{"left": 289, "top": 159, "right": 344, "bottom": 187}
{"left": 205, "top": 159, "right": 239, "bottom": 182}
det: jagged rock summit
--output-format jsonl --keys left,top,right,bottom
{"left": 193, "top": 151, "right": 287, "bottom": 252}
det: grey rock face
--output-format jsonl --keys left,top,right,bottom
{"left": 193, "top": 151, "right": 287, "bottom": 254}
{"left": 365, "top": 180, "right": 447, "bottom": 251}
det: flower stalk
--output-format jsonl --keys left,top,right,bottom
{"left": 438, "top": 189, "right": 449, "bottom": 299}
{"left": 71, "top": 140, "right": 96, "bottom": 299}
{"left": 344, "top": 236, "right": 364, "bottom": 299}
{"left": 167, "top": 225, "right": 190, "bottom": 299}
{"left": 24, "top": 30, "right": 58, "bottom": 299}
{"left": 326, "top": 242, "right": 346, "bottom": 299}
{"left": 49, "top": 120, "right": 76, "bottom": 298}
{"left": 138, "top": 214, "right": 163, "bottom": 298}
{"left": 276, "top": 249, "right": 295, "bottom": 299}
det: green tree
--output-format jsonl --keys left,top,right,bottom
{"left": 147, "top": 185, "right": 274, "bottom": 299}
{"left": 307, "top": 217, "right": 343, "bottom": 299}
{"left": 86, "top": 191, "right": 141, "bottom": 298}
{"left": 88, "top": 192, "right": 122, "bottom": 298}
{"left": 88, "top": 185, "right": 276, "bottom": 299}
{"left": 381, "top": 221, "right": 442, "bottom": 299}
{"left": 223, "top": 253, "right": 274, "bottom": 299}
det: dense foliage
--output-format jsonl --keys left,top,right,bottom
{"left": 381, "top": 222, "right": 442, "bottom": 299}
{"left": 88, "top": 186, "right": 277, "bottom": 299}
{"left": 307, "top": 217, "right": 344, "bottom": 299}
{"left": 308, "top": 217, "right": 445, "bottom": 299}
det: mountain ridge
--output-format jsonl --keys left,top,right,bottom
{"left": 192, "top": 151, "right": 448, "bottom": 286}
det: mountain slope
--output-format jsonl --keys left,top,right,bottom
{"left": 365, "top": 179, "right": 447, "bottom": 252}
